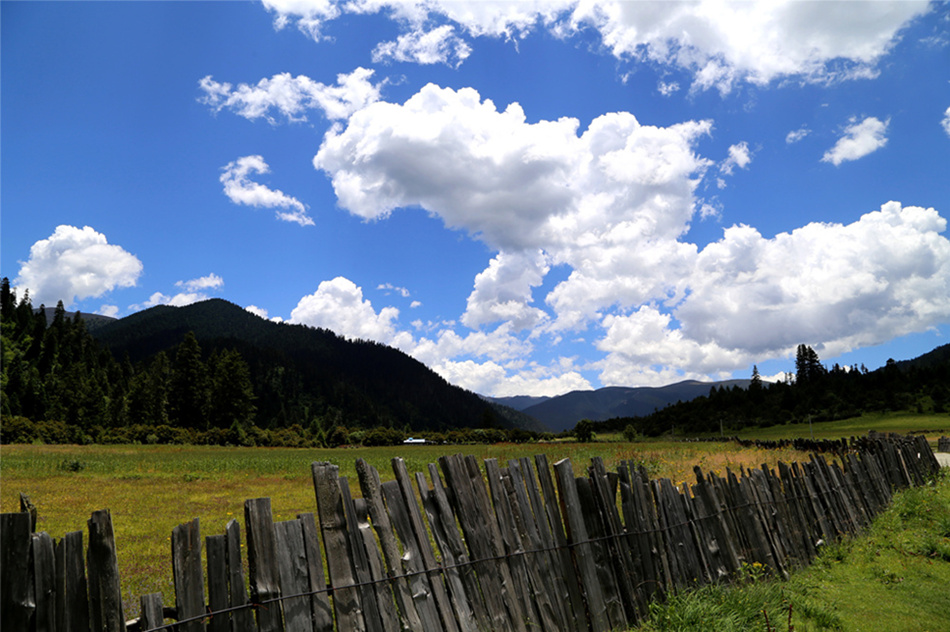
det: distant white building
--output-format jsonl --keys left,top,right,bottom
{"left": 403, "top": 437, "right": 426, "bottom": 444}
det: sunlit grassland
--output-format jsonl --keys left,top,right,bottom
{"left": 1, "top": 411, "right": 946, "bottom": 618}
{"left": 2, "top": 441, "right": 802, "bottom": 615}
{"left": 632, "top": 470, "right": 950, "bottom": 632}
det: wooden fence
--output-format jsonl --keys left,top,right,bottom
{"left": 1, "top": 434, "right": 942, "bottom": 632}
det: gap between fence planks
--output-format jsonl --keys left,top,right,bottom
{"left": 1, "top": 434, "right": 942, "bottom": 632}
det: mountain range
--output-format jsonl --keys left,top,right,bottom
{"left": 487, "top": 380, "right": 753, "bottom": 432}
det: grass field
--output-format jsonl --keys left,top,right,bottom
{"left": 1, "top": 411, "right": 947, "bottom": 618}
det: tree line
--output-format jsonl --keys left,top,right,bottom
{"left": 590, "top": 342, "right": 950, "bottom": 438}
{"left": 0, "top": 279, "right": 543, "bottom": 446}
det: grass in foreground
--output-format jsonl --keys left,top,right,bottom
{"left": 632, "top": 469, "right": 950, "bottom": 632}
{"left": 1, "top": 441, "right": 802, "bottom": 616}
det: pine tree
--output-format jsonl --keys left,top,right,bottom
{"left": 208, "top": 348, "right": 256, "bottom": 429}
{"left": 169, "top": 332, "right": 210, "bottom": 430}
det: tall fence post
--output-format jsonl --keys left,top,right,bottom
{"left": 87, "top": 509, "right": 126, "bottom": 632}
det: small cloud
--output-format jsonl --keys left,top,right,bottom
{"left": 377, "top": 283, "right": 411, "bottom": 298}
{"left": 942, "top": 106, "right": 950, "bottom": 138}
{"left": 410, "top": 300, "right": 422, "bottom": 309}
{"left": 785, "top": 126, "right": 811, "bottom": 144}
{"left": 245, "top": 305, "right": 269, "bottom": 319}
{"left": 822, "top": 116, "right": 889, "bottom": 166}
{"left": 720, "top": 142, "right": 752, "bottom": 176}
{"left": 177, "top": 273, "right": 223, "bottom": 292}
{"left": 658, "top": 80, "right": 680, "bottom": 96}
{"left": 221, "top": 155, "right": 313, "bottom": 226}
{"left": 96, "top": 305, "right": 119, "bottom": 318}
{"left": 372, "top": 25, "right": 471, "bottom": 68}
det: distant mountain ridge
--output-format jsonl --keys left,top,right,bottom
{"left": 489, "top": 380, "right": 753, "bottom": 432}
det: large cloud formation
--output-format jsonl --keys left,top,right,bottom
{"left": 308, "top": 84, "right": 950, "bottom": 391}
{"left": 15, "top": 225, "right": 143, "bottom": 308}
{"left": 263, "top": 0, "right": 930, "bottom": 92}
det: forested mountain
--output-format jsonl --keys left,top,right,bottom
{"left": 511, "top": 380, "right": 753, "bottom": 432}
{"left": 593, "top": 344, "right": 950, "bottom": 437}
{"left": 1, "top": 279, "right": 518, "bottom": 445}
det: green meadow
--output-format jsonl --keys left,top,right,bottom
{"left": 1, "top": 412, "right": 947, "bottom": 621}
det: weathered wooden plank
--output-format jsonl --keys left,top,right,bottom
{"left": 617, "top": 463, "right": 657, "bottom": 615}
{"left": 651, "top": 478, "right": 690, "bottom": 591}
{"left": 506, "top": 458, "right": 569, "bottom": 632}
{"left": 355, "top": 458, "right": 424, "bottom": 632}
{"left": 311, "top": 462, "right": 364, "bottom": 632}
{"left": 416, "top": 471, "right": 480, "bottom": 632}
{"left": 1, "top": 511, "right": 34, "bottom": 631}
{"left": 55, "top": 530, "right": 90, "bottom": 632}
{"left": 518, "top": 457, "right": 580, "bottom": 632}
{"left": 439, "top": 454, "right": 519, "bottom": 632}
{"left": 534, "top": 455, "right": 586, "bottom": 632}
{"left": 206, "top": 534, "right": 229, "bottom": 632}
{"left": 172, "top": 518, "right": 206, "bottom": 632}
{"left": 746, "top": 469, "right": 789, "bottom": 578}
{"left": 775, "top": 462, "right": 817, "bottom": 562}
{"left": 588, "top": 457, "right": 638, "bottom": 624}
{"left": 140, "top": 593, "right": 165, "bottom": 631}
{"left": 274, "top": 519, "right": 314, "bottom": 632}
{"left": 678, "top": 480, "right": 714, "bottom": 586}
{"left": 690, "top": 466, "right": 740, "bottom": 581}
{"left": 483, "top": 459, "right": 541, "bottom": 630}
{"left": 32, "top": 531, "right": 56, "bottom": 632}
{"left": 461, "top": 455, "right": 528, "bottom": 630}
{"left": 244, "top": 498, "right": 285, "bottom": 632}
{"left": 225, "top": 519, "right": 257, "bottom": 632}
{"left": 380, "top": 479, "right": 443, "bottom": 632}
{"left": 87, "top": 509, "right": 126, "bottom": 632}
{"left": 553, "top": 458, "right": 611, "bottom": 632}
{"left": 576, "top": 474, "right": 626, "bottom": 627}
{"left": 295, "top": 513, "right": 334, "bottom": 632}
{"left": 352, "top": 497, "right": 402, "bottom": 632}
{"left": 336, "top": 478, "right": 386, "bottom": 632}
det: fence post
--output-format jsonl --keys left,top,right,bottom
{"left": 172, "top": 518, "right": 206, "bottom": 632}
{"left": 1, "top": 511, "right": 35, "bottom": 630}
{"left": 32, "top": 531, "right": 57, "bottom": 632}
{"left": 244, "top": 498, "right": 285, "bottom": 632}
{"left": 87, "top": 509, "right": 126, "bottom": 632}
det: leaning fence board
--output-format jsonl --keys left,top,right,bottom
{"left": 380, "top": 478, "right": 443, "bottom": 632}
{"left": 588, "top": 458, "right": 638, "bottom": 624}
{"left": 534, "top": 454, "right": 587, "bottom": 632}
{"left": 336, "top": 478, "right": 387, "bottom": 632}
{"left": 554, "top": 458, "right": 612, "bottom": 632}
{"left": 484, "top": 459, "right": 541, "bottom": 630}
{"left": 87, "top": 509, "right": 126, "bottom": 632}
{"left": 225, "top": 518, "right": 257, "bottom": 632}
{"left": 416, "top": 470, "right": 481, "bottom": 632}
{"left": 356, "top": 458, "right": 424, "bottom": 632}
{"left": 244, "top": 498, "right": 284, "bottom": 632}
{"left": 438, "top": 454, "right": 519, "bottom": 632}
{"left": 392, "top": 458, "right": 460, "bottom": 632}
{"left": 311, "top": 462, "right": 365, "bottom": 632}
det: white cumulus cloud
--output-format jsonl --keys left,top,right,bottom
{"left": 262, "top": 1, "right": 930, "bottom": 92}
{"left": 372, "top": 24, "right": 472, "bottom": 67}
{"left": 177, "top": 273, "right": 224, "bottom": 292}
{"left": 822, "top": 116, "right": 890, "bottom": 166}
{"left": 942, "top": 106, "right": 950, "bottom": 137}
{"left": 290, "top": 276, "right": 402, "bottom": 343}
{"left": 199, "top": 67, "right": 381, "bottom": 123}
{"left": 221, "top": 155, "right": 313, "bottom": 226}
{"left": 14, "top": 225, "right": 143, "bottom": 308}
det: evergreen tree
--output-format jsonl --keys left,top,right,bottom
{"left": 169, "top": 332, "right": 210, "bottom": 430}
{"left": 208, "top": 348, "right": 256, "bottom": 429}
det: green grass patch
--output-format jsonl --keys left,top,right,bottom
{"left": 733, "top": 411, "right": 950, "bottom": 444}
{"left": 632, "top": 470, "right": 950, "bottom": 632}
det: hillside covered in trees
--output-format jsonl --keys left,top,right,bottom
{"left": 593, "top": 343, "right": 950, "bottom": 437}
{"left": 0, "top": 278, "right": 528, "bottom": 446}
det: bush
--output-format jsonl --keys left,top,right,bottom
{"left": 362, "top": 427, "right": 404, "bottom": 446}
{"left": 1, "top": 416, "right": 37, "bottom": 444}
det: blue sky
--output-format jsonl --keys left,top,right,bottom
{"left": 3, "top": 1, "right": 949, "bottom": 397}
